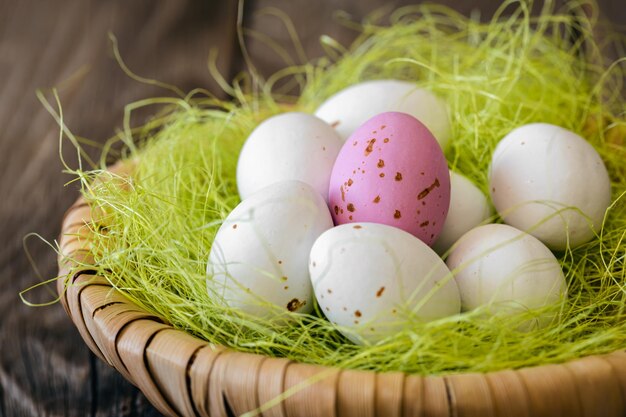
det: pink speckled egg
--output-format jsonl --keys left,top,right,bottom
{"left": 328, "top": 112, "right": 450, "bottom": 245}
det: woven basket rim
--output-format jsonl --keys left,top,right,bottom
{"left": 57, "top": 161, "right": 626, "bottom": 417}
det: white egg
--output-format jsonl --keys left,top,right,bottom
{"left": 309, "top": 223, "right": 460, "bottom": 344}
{"left": 207, "top": 181, "right": 334, "bottom": 318}
{"left": 446, "top": 224, "right": 566, "bottom": 328}
{"left": 314, "top": 79, "right": 451, "bottom": 148}
{"left": 432, "top": 171, "right": 492, "bottom": 255}
{"left": 236, "top": 112, "right": 342, "bottom": 201}
{"left": 490, "top": 123, "right": 611, "bottom": 250}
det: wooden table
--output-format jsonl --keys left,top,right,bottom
{"left": 1, "top": 1, "right": 623, "bottom": 415}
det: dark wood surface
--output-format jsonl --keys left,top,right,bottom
{"left": 1, "top": 1, "right": 624, "bottom": 416}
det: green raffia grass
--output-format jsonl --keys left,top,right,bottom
{"left": 56, "top": 1, "right": 626, "bottom": 375}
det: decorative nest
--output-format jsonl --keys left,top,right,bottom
{"left": 56, "top": 176, "right": 626, "bottom": 416}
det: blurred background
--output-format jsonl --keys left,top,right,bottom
{"left": 1, "top": 1, "right": 624, "bottom": 415}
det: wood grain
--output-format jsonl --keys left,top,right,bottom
{"left": 1, "top": 1, "right": 624, "bottom": 416}
{"left": 0, "top": 1, "right": 238, "bottom": 416}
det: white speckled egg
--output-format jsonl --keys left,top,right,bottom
{"left": 309, "top": 222, "right": 460, "bottom": 344}
{"left": 446, "top": 224, "right": 566, "bottom": 328}
{"left": 314, "top": 80, "right": 451, "bottom": 148}
{"left": 237, "top": 112, "right": 343, "bottom": 201}
{"left": 207, "top": 181, "right": 334, "bottom": 318}
{"left": 490, "top": 123, "right": 611, "bottom": 250}
{"left": 432, "top": 171, "right": 492, "bottom": 255}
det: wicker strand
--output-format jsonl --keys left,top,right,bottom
{"left": 189, "top": 344, "right": 227, "bottom": 416}
{"left": 223, "top": 352, "right": 268, "bottom": 416}
{"left": 117, "top": 319, "right": 177, "bottom": 416}
{"left": 146, "top": 329, "right": 208, "bottom": 416}
{"left": 421, "top": 376, "right": 451, "bottom": 417}
{"left": 601, "top": 351, "right": 626, "bottom": 401}
{"left": 446, "top": 373, "right": 496, "bottom": 417}
{"left": 208, "top": 351, "right": 237, "bottom": 417}
{"left": 283, "top": 363, "right": 341, "bottom": 417}
{"left": 375, "top": 372, "right": 404, "bottom": 417}
{"left": 65, "top": 273, "right": 110, "bottom": 363}
{"left": 402, "top": 375, "right": 424, "bottom": 417}
{"left": 337, "top": 369, "right": 376, "bottom": 417}
{"left": 566, "top": 356, "right": 623, "bottom": 415}
{"left": 517, "top": 364, "right": 583, "bottom": 417}
{"left": 256, "top": 357, "right": 292, "bottom": 417}
{"left": 484, "top": 370, "right": 531, "bottom": 417}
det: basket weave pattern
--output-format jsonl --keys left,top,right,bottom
{"left": 57, "top": 164, "right": 626, "bottom": 417}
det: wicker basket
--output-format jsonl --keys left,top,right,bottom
{"left": 57, "top": 161, "right": 626, "bottom": 417}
